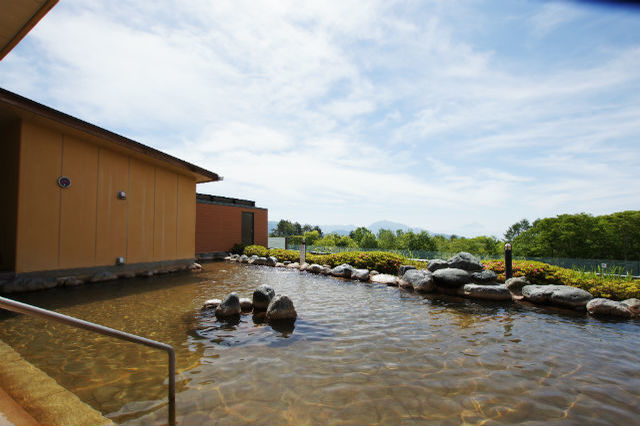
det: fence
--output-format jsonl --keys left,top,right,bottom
{"left": 287, "top": 245, "right": 640, "bottom": 276}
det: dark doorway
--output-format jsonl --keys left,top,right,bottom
{"left": 241, "top": 212, "right": 254, "bottom": 245}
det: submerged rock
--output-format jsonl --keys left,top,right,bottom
{"left": 462, "top": 284, "right": 512, "bottom": 301}
{"left": 432, "top": 268, "right": 471, "bottom": 288}
{"left": 371, "top": 274, "right": 399, "bottom": 286}
{"left": 427, "top": 259, "right": 449, "bottom": 272}
{"left": 266, "top": 295, "right": 297, "bottom": 320}
{"left": 238, "top": 255, "right": 249, "bottom": 263}
{"left": 587, "top": 298, "right": 632, "bottom": 318}
{"left": 522, "top": 285, "right": 593, "bottom": 309}
{"left": 352, "top": 269, "right": 370, "bottom": 281}
{"left": 331, "top": 264, "right": 355, "bottom": 278}
{"left": 401, "top": 269, "right": 435, "bottom": 293}
{"left": 90, "top": 271, "right": 118, "bottom": 283}
{"left": 505, "top": 277, "right": 531, "bottom": 296}
{"left": 253, "top": 285, "right": 276, "bottom": 310}
{"left": 471, "top": 270, "right": 498, "bottom": 284}
{"left": 216, "top": 293, "right": 241, "bottom": 317}
{"left": 447, "top": 252, "right": 483, "bottom": 272}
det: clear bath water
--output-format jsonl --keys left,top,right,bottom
{"left": 1, "top": 262, "right": 639, "bottom": 425}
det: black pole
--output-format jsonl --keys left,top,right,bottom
{"left": 505, "top": 243, "right": 513, "bottom": 279}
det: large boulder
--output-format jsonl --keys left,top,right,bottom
{"left": 522, "top": 285, "right": 593, "bottom": 309}
{"left": 286, "top": 262, "right": 300, "bottom": 269}
{"left": 266, "top": 256, "right": 277, "bottom": 267}
{"left": 306, "top": 264, "right": 325, "bottom": 274}
{"left": 266, "top": 295, "right": 297, "bottom": 320}
{"left": 462, "top": 284, "right": 512, "bottom": 301}
{"left": 352, "top": 269, "right": 370, "bottom": 281}
{"left": 398, "top": 265, "right": 416, "bottom": 277}
{"left": 216, "top": 293, "right": 241, "bottom": 317}
{"left": 447, "top": 252, "right": 483, "bottom": 272}
{"left": 331, "top": 264, "right": 355, "bottom": 278}
{"left": 370, "top": 274, "right": 398, "bottom": 286}
{"left": 432, "top": 268, "right": 472, "bottom": 288}
{"left": 622, "top": 298, "right": 640, "bottom": 317}
{"left": 471, "top": 270, "right": 498, "bottom": 284}
{"left": 427, "top": 259, "right": 449, "bottom": 272}
{"left": 401, "top": 269, "right": 435, "bottom": 293}
{"left": 249, "top": 256, "right": 268, "bottom": 266}
{"left": 252, "top": 285, "right": 276, "bottom": 310}
{"left": 587, "top": 298, "right": 632, "bottom": 318}
{"left": 505, "top": 277, "right": 531, "bottom": 296}
{"left": 238, "top": 255, "right": 249, "bottom": 263}
{"left": 299, "top": 262, "right": 310, "bottom": 271}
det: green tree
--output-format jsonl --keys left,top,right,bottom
{"left": 377, "top": 229, "right": 397, "bottom": 249}
{"left": 504, "top": 219, "right": 531, "bottom": 242}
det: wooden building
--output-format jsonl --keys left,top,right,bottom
{"left": 0, "top": 89, "right": 220, "bottom": 284}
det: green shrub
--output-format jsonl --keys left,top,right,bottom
{"left": 230, "top": 243, "right": 247, "bottom": 255}
{"left": 482, "top": 259, "right": 640, "bottom": 301}
{"left": 244, "top": 245, "right": 269, "bottom": 257}
{"left": 320, "top": 251, "right": 406, "bottom": 274}
{"left": 267, "top": 248, "right": 300, "bottom": 262}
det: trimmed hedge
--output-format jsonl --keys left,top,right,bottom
{"left": 244, "top": 245, "right": 269, "bottom": 257}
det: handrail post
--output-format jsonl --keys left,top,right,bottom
{"left": 0, "top": 296, "right": 176, "bottom": 426}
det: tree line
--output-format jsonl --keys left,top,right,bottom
{"left": 270, "top": 220, "right": 502, "bottom": 255}
{"left": 506, "top": 211, "right": 640, "bottom": 261}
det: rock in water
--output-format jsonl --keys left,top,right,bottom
{"left": 505, "top": 277, "right": 531, "bottom": 296}
{"left": 253, "top": 285, "right": 276, "bottom": 310}
{"left": 471, "top": 270, "right": 498, "bottom": 284}
{"left": 447, "top": 252, "right": 483, "bottom": 272}
{"left": 622, "top": 298, "right": 640, "bottom": 317}
{"left": 462, "top": 284, "right": 512, "bottom": 301}
{"left": 216, "top": 293, "right": 241, "bottom": 317}
{"left": 522, "top": 285, "right": 592, "bottom": 309}
{"left": 352, "top": 269, "right": 370, "bottom": 281}
{"left": 398, "top": 265, "right": 416, "bottom": 277}
{"left": 239, "top": 298, "right": 253, "bottom": 312}
{"left": 432, "top": 268, "right": 471, "bottom": 288}
{"left": 202, "top": 299, "right": 222, "bottom": 310}
{"left": 266, "top": 295, "right": 297, "bottom": 320}
{"left": 587, "top": 298, "right": 632, "bottom": 318}
{"left": 401, "top": 269, "right": 435, "bottom": 293}
{"left": 427, "top": 259, "right": 449, "bottom": 272}
{"left": 371, "top": 274, "right": 399, "bottom": 286}
{"left": 331, "top": 264, "right": 355, "bottom": 278}
{"left": 306, "top": 264, "right": 324, "bottom": 274}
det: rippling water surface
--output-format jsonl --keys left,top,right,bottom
{"left": 1, "top": 262, "right": 639, "bottom": 425}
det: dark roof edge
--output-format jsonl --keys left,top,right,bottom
{"left": 0, "top": 88, "right": 220, "bottom": 183}
{"left": 196, "top": 193, "right": 267, "bottom": 210}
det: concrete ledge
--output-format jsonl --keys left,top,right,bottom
{"left": 0, "top": 339, "right": 112, "bottom": 426}
{"left": 0, "top": 258, "right": 196, "bottom": 294}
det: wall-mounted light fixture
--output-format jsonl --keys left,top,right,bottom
{"left": 116, "top": 257, "right": 125, "bottom": 265}
{"left": 117, "top": 191, "right": 126, "bottom": 200}
{"left": 57, "top": 176, "right": 72, "bottom": 188}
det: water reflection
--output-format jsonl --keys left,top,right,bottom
{"left": 0, "top": 262, "right": 639, "bottom": 426}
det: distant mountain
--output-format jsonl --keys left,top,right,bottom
{"left": 269, "top": 219, "right": 433, "bottom": 237}
{"left": 368, "top": 220, "right": 424, "bottom": 234}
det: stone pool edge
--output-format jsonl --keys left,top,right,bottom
{"left": 0, "top": 339, "right": 113, "bottom": 426}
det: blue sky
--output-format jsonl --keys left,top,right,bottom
{"left": 2, "top": 0, "right": 639, "bottom": 237}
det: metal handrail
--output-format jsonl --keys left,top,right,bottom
{"left": 0, "top": 296, "right": 176, "bottom": 426}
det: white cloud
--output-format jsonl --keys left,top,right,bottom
{"left": 1, "top": 0, "right": 639, "bottom": 237}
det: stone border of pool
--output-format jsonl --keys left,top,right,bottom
{"left": 0, "top": 339, "right": 113, "bottom": 426}
{"left": 225, "top": 252, "right": 640, "bottom": 320}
